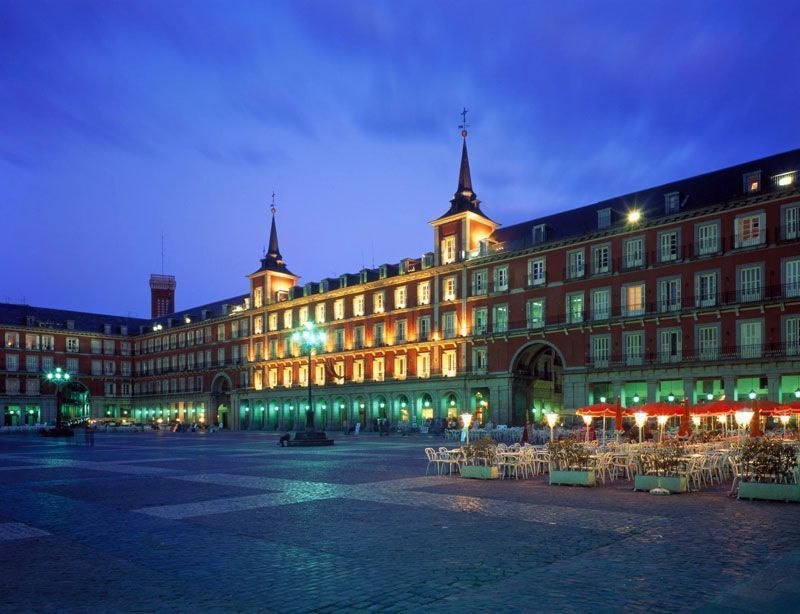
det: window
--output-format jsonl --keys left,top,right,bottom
{"left": 395, "top": 286, "right": 407, "bottom": 309}
{"left": 658, "top": 278, "right": 681, "bottom": 312}
{"left": 41, "top": 335, "right": 54, "bottom": 351}
{"left": 532, "top": 224, "right": 547, "bottom": 244}
{"left": 26, "top": 379, "right": 40, "bottom": 395}
{"left": 103, "top": 360, "right": 115, "bottom": 375}
{"left": 567, "top": 293, "right": 584, "bottom": 324}
{"left": 567, "top": 250, "right": 584, "bottom": 279}
{"left": 739, "top": 320, "right": 762, "bottom": 358}
{"left": 5, "top": 354, "right": 17, "bottom": 371}
{"left": 91, "top": 360, "right": 102, "bottom": 375}
{"left": 353, "top": 326, "right": 365, "bottom": 349}
{"left": 394, "top": 355, "right": 407, "bottom": 379}
{"left": 591, "top": 335, "right": 610, "bottom": 367}
{"left": 786, "top": 259, "right": 800, "bottom": 298}
{"left": 314, "top": 303, "right": 325, "bottom": 324}
{"left": 91, "top": 339, "right": 101, "bottom": 354}
{"left": 25, "top": 334, "right": 39, "bottom": 350}
{"left": 66, "top": 357, "right": 78, "bottom": 373}
{"left": 283, "top": 366, "right": 293, "bottom": 387}
{"left": 231, "top": 320, "right": 240, "bottom": 339}
{"left": 743, "top": 170, "right": 761, "bottom": 194}
{"left": 418, "top": 317, "right": 431, "bottom": 341}
{"left": 739, "top": 265, "right": 762, "bottom": 302}
{"left": 659, "top": 329, "right": 682, "bottom": 363}
{"left": 695, "top": 272, "right": 718, "bottom": 307}
{"left": 298, "top": 307, "right": 308, "bottom": 326}
{"left": 473, "top": 307, "right": 488, "bottom": 335}
{"left": 443, "top": 276, "right": 457, "bottom": 301}
{"left": 591, "top": 289, "right": 610, "bottom": 320}
{"left": 735, "top": 213, "right": 764, "bottom": 248}
{"left": 442, "top": 312, "right": 457, "bottom": 339}
{"left": 253, "top": 287, "right": 263, "bottom": 308}
{"left": 298, "top": 364, "right": 308, "bottom": 387}
{"left": 334, "top": 299, "right": 345, "bottom": 320}
{"left": 591, "top": 245, "right": 610, "bottom": 275}
{"left": 218, "top": 324, "right": 226, "bottom": 340}
{"left": 784, "top": 204, "right": 799, "bottom": 240}
{"left": 493, "top": 266, "right": 509, "bottom": 292}
{"left": 527, "top": 258, "right": 546, "bottom": 286}
{"left": 493, "top": 305, "right": 508, "bottom": 333}
{"left": 774, "top": 171, "right": 797, "bottom": 189}
{"left": 217, "top": 347, "right": 225, "bottom": 366}
{"left": 373, "top": 292, "right": 385, "bottom": 314}
{"left": 416, "top": 353, "right": 430, "bottom": 378}
{"left": 697, "top": 325, "right": 719, "bottom": 360}
{"left": 624, "top": 332, "right": 643, "bottom": 366}
{"left": 254, "top": 316, "right": 263, "bottom": 335}
{"left": 66, "top": 337, "right": 79, "bottom": 353}
{"left": 664, "top": 191, "right": 680, "bottom": 214}
{"left": 373, "top": 356, "right": 385, "bottom": 381}
{"left": 418, "top": 282, "right": 430, "bottom": 306}
{"left": 42, "top": 356, "right": 53, "bottom": 372}
{"left": 441, "top": 235, "right": 457, "bottom": 264}
{"left": 395, "top": 319, "right": 407, "bottom": 344}
{"left": 697, "top": 222, "right": 719, "bottom": 255}
{"left": 353, "top": 295, "right": 365, "bottom": 317}
{"left": 472, "top": 347, "right": 487, "bottom": 374}
{"left": 442, "top": 349, "right": 457, "bottom": 377}
{"left": 4, "top": 333, "right": 19, "bottom": 348}
{"left": 25, "top": 355, "right": 38, "bottom": 372}
{"left": 658, "top": 230, "right": 679, "bottom": 262}
{"left": 472, "top": 270, "right": 488, "bottom": 295}
{"left": 597, "top": 208, "right": 611, "bottom": 229}
{"left": 623, "top": 238, "right": 643, "bottom": 269}
{"left": 526, "top": 299, "right": 544, "bottom": 328}
{"left": 268, "top": 368, "right": 278, "bottom": 388}
{"left": 373, "top": 322, "right": 385, "bottom": 346}
{"left": 786, "top": 316, "right": 800, "bottom": 356}
{"left": 5, "top": 378, "right": 19, "bottom": 394}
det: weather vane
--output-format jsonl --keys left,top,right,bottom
{"left": 459, "top": 107, "right": 469, "bottom": 137}
{"left": 270, "top": 191, "right": 277, "bottom": 215}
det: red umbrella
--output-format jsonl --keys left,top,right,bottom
{"left": 634, "top": 402, "right": 684, "bottom": 417}
{"left": 678, "top": 398, "right": 692, "bottom": 437}
{"left": 690, "top": 400, "right": 751, "bottom": 415}
{"left": 614, "top": 396, "right": 624, "bottom": 432}
{"left": 576, "top": 403, "right": 618, "bottom": 417}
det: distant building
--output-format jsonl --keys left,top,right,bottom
{"left": 1, "top": 136, "right": 799, "bottom": 429}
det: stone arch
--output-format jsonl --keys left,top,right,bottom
{"left": 440, "top": 390, "right": 461, "bottom": 420}
{"left": 210, "top": 372, "right": 233, "bottom": 428}
{"left": 509, "top": 340, "right": 566, "bottom": 425}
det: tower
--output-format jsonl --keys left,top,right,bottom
{"left": 429, "top": 109, "right": 499, "bottom": 264}
{"left": 247, "top": 195, "right": 299, "bottom": 307}
{"left": 149, "top": 274, "right": 176, "bottom": 318}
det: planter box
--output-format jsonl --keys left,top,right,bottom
{"left": 550, "top": 469, "right": 596, "bottom": 487}
{"left": 634, "top": 475, "right": 688, "bottom": 494}
{"left": 738, "top": 482, "right": 800, "bottom": 502}
{"left": 461, "top": 465, "right": 499, "bottom": 480}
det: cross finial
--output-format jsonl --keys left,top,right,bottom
{"left": 458, "top": 107, "right": 469, "bottom": 138}
{"left": 270, "top": 191, "right": 277, "bottom": 215}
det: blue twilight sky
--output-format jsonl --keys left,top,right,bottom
{"left": 2, "top": 1, "right": 800, "bottom": 318}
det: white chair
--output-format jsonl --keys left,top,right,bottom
{"left": 424, "top": 448, "right": 441, "bottom": 475}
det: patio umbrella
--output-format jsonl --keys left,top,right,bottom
{"left": 751, "top": 399, "right": 763, "bottom": 437}
{"left": 575, "top": 403, "right": 618, "bottom": 417}
{"left": 690, "top": 400, "right": 751, "bottom": 416}
{"left": 635, "top": 402, "right": 685, "bottom": 417}
{"left": 614, "top": 396, "right": 624, "bottom": 433}
{"left": 678, "top": 398, "right": 692, "bottom": 437}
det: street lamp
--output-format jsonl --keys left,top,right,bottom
{"left": 545, "top": 411, "right": 558, "bottom": 443}
{"left": 582, "top": 414, "right": 593, "bottom": 443}
{"left": 779, "top": 414, "right": 791, "bottom": 439}
{"left": 667, "top": 393, "right": 675, "bottom": 403}
{"left": 44, "top": 366, "right": 71, "bottom": 432}
{"left": 599, "top": 396, "right": 607, "bottom": 403}
{"left": 657, "top": 415, "right": 669, "bottom": 442}
{"left": 291, "top": 320, "right": 326, "bottom": 432}
{"left": 735, "top": 409, "right": 754, "bottom": 443}
{"left": 461, "top": 412, "right": 473, "bottom": 446}
{"left": 632, "top": 394, "right": 640, "bottom": 404}
{"left": 706, "top": 393, "right": 714, "bottom": 401}
{"left": 748, "top": 389, "right": 757, "bottom": 401}
{"left": 794, "top": 388, "right": 800, "bottom": 399}
{"left": 634, "top": 411, "right": 647, "bottom": 444}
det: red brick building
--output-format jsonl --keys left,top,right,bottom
{"left": 2, "top": 137, "right": 799, "bottom": 429}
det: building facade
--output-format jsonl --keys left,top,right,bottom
{"left": 2, "top": 137, "right": 800, "bottom": 430}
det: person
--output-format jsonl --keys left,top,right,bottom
{"left": 354, "top": 421, "right": 361, "bottom": 435}
{"left": 278, "top": 432, "right": 291, "bottom": 447}
{"left": 521, "top": 422, "right": 529, "bottom": 444}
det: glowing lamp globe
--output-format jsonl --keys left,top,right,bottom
{"left": 779, "top": 415, "right": 791, "bottom": 425}
{"left": 748, "top": 390, "right": 757, "bottom": 401}
{"left": 657, "top": 415, "right": 669, "bottom": 426}
{"left": 582, "top": 414, "right": 593, "bottom": 427}
{"left": 691, "top": 415, "right": 702, "bottom": 427}
{"left": 545, "top": 412, "right": 558, "bottom": 428}
{"left": 599, "top": 396, "right": 607, "bottom": 403}
{"left": 461, "top": 413, "right": 473, "bottom": 428}
{"left": 706, "top": 393, "right": 714, "bottom": 401}
{"left": 667, "top": 393, "right": 675, "bottom": 403}
{"left": 717, "top": 415, "right": 726, "bottom": 425}
{"left": 735, "top": 410, "right": 754, "bottom": 428}
{"left": 634, "top": 411, "right": 647, "bottom": 428}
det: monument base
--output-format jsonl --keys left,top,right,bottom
{"left": 287, "top": 431, "right": 334, "bottom": 447}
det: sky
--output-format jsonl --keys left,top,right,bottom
{"left": 2, "top": 0, "right": 800, "bottom": 318}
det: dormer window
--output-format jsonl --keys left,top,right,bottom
{"left": 532, "top": 224, "right": 547, "bottom": 244}
{"left": 360, "top": 270, "right": 369, "bottom": 284}
{"left": 743, "top": 170, "right": 761, "bottom": 194}
{"left": 320, "top": 280, "right": 329, "bottom": 293}
{"left": 664, "top": 191, "right": 680, "bottom": 214}
{"left": 379, "top": 265, "right": 388, "bottom": 279}
{"left": 339, "top": 275, "right": 348, "bottom": 288}
{"left": 773, "top": 171, "right": 797, "bottom": 189}
{"left": 597, "top": 208, "right": 611, "bottom": 229}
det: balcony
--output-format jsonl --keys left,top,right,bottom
{"left": 583, "top": 343, "right": 795, "bottom": 369}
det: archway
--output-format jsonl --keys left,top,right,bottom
{"left": 440, "top": 391, "right": 460, "bottom": 420}
{"left": 354, "top": 396, "right": 367, "bottom": 428}
{"left": 371, "top": 395, "right": 387, "bottom": 430}
{"left": 393, "top": 394, "right": 409, "bottom": 425}
{"left": 416, "top": 393, "right": 433, "bottom": 426}
{"left": 332, "top": 397, "right": 347, "bottom": 429}
{"left": 210, "top": 373, "right": 232, "bottom": 428}
{"left": 60, "top": 381, "right": 90, "bottom": 423}
{"left": 268, "top": 401, "right": 280, "bottom": 430}
{"left": 510, "top": 342, "right": 565, "bottom": 425}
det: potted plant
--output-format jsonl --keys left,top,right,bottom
{"left": 634, "top": 442, "right": 688, "bottom": 494}
{"left": 548, "top": 439, "right": 596, "bottom": 486}
{"left": 461, "top": 437, "right": 499, "bottom": 479}
{"left": 738, "top": 439, "right": 800, "bottom": 502}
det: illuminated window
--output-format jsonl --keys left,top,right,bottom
{"left": 567, "top": 293, "right": 584, "bottom": 324}
{"left": 373, "top": 292, "right": 385, "bottom": 314}
{"left": 253, "top": 287, "right": 263, "bottom": 308}
{"left": 526, "top": 299, "right": 544, "bottom": 328}
{"left": 416, "top": 353, "right": 430, "bottom": 378}
{"left": 442, "top": 349, "right": 457, "bottom": 377}
{"left": 268, "top": 313, "right": 278, "bottom": 331}
{"left": 353, "top": 295, "right": 365, "bottom": 317}
{"left": 373, "top": 357, "right": 385, "bottom": 382}
{"left": 492, "top": 304, "right": 508, "bottom": 332}
{"left": 283, "top": 310, "right": 293, "bottom": 329}
{"left": 394, "top": 355, "right": 407, "bottom": 379}
{"left": 441, "top": 235, "right": 457, "bottom": 264}
{"left": 353, "top": 359, "right": 364, "bottom": 383}
{"left": 443, "top": 276, "right": 457, "bottom": 301}
{"left": 394, "top": 286, "right": 407, "bottom": 309}
{"left": 743, "top": 170, "right": 761, "bottom": 194}
{"left": 334, "top": 299, "right": 344, "bottom": 320}
{"left": 473, "top": 307, "right": 488, "bottom": 335}
{"left": 622, "top": 284, "right": 645, "bottom": 316}
{"left": 773, "top": 171, "right": 796, "bottom": 189}
{"left": 418, "top": 282, "right": 431, "bottom": 305}
{"left": 735, "top": 213, "right": 764, "bottom": 247}
{"left": 315, "top": 303, "right": 326, "bottom": 323}
{"left": 298, "top": 307, "right": 308, "bottom": 325}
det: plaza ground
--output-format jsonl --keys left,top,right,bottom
{"left": 0, "top": 432, "right": 798, "bottom": 613}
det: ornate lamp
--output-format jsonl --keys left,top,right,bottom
{"left": 634, "top": 411, "right": 647, "bottom": 444}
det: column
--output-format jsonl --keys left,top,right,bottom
{"left": 646, "top": 380, "right": 657, "bottom": 402}
{"left": 682, "top": 378, "right": 695, "bottom": 404}
{"left": 767, "top": 375, "right": 780, "bottom": 402}
{"left": 611, "top": 380, "right": 623, "bottom": 403}
{"left": 723, "top": 376, "right": 736, "bottom": 401}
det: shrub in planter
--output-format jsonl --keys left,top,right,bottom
{"left": 547, "top": 439, "right": 595, "bottom": 486}
{"left": 462, "top": 437, "right": 497, "bottom": 466}
{"left": 737, "top": 438, "right": 800, "bottom": 502}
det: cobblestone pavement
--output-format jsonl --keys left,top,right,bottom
{"left": 0, "top": 432, "right": 798, "bottom": 613}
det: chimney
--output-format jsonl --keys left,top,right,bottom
{"left": 149, "top": 274, "right": 176, "bottom": 319}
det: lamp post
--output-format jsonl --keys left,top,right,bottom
{"left": 779, "top": 414, "right": 791, "bottom": 439}
{"left": 634, "top": 411, "right": 647, "bottom": 444}
{"left": 734, "top": 409, "right": 754, "bottom": 444}
{"left": 582, "top": 414, "right": 593, "bottom": 443}
{"left": 44, "top": 366, "right": 71, "bottom": 432}
{"left": 545, "top": 411, "right": 558, "bottom": 443}
{"left": 657, "top": 415, "right": 669, "bottom": 442}
{"left": 291, "top": 321, "right": 326, "bottom": 432}
{"left": 461, "top": 412, "right": 473, "bottom": 446}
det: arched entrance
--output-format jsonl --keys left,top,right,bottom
{"left": 332, "top": 397, "right": 347, "bottom": 429}
{"left": 268, "top": 401, "right": 280, "bottom": 430}
{"left": 354, "top": 396, "right": 367, "bottom": 428}
{"left": 441, "top": 392, "right": 460, "bottom": 420}
{"left": 416, "top": 393, "right": 433, "bottom": 426}
{"left": 61, "top": 382, "right": 90, "bottom": 423}
{"left": 210, "top": 373, "right": 232, "bottom": 428}
{"left": 371, "top": 395, "right": 387, "bottom": 430}
{"left": 393, "top": 394, "right": 409, "bottom": 425}
{"left": 510, "top": 342, "right": 565, "bottom": 425}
